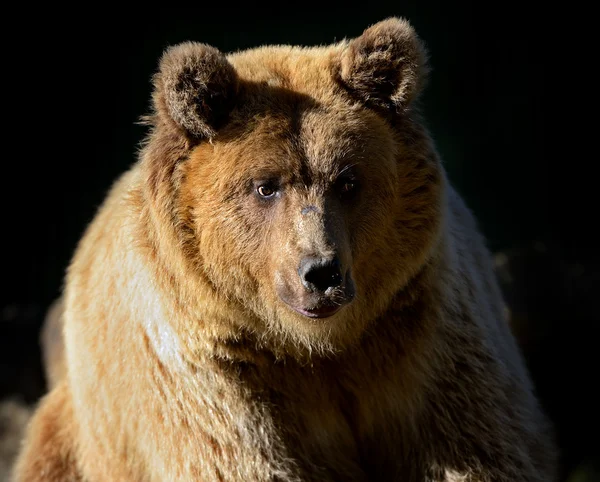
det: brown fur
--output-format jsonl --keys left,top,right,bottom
{"left": 39, "top": 297, "right": 66, "bottom": 390}
{"left": 13, "top": 18, "right": 557, "bottom": 481}
{"left": 1, "top": 399, "right": 32, "bottom": 481}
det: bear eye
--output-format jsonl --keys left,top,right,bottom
{"left": 336, "top": 176, "right": 359, "bottom": 199}
{"left": 340, "top": 181, "right": 356, "bottom": 194}
{"left": 256, "top": 183, "right": 277, "bottom": 199}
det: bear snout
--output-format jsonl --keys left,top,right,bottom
{"left": 275, "top": 257, "right": 355, "bottom": 319}
{"left": 298, "top": 255, "right": 343, "bottom": 294}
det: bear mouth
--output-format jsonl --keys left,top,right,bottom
{"left": 281, "top": 285, "right": 355, "bottom": 319}
{"left": 275, "top": 271, "right": 356, "bottom": 319}
{"left": 290, "top": 304, "right": 344, "bottom": 319}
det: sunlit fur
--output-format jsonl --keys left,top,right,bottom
{"left": 13, "top": 18, "right": 557, "bottom": 481}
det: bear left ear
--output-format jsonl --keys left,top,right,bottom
{"left": 339, "top": 17, "right": 429, "bottom": 113}
{"left": 152, "top": 42, "right": 239, "bottom": 139}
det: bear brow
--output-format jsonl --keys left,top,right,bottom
{"left": 318, "top": 159, "right": 361, "bottom": 181}
{"left": 336, "top": 163, "right": 359, "bottom": 178}
{"left": 245, "top": 165, "right": 295, "bottom": 185}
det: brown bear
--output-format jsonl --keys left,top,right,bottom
{"left": 13, "top": 18, "right": 557, "bottom": 481}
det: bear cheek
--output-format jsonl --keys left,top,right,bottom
{"left": 236, "top": 204, "right": 295, "bottom": 306}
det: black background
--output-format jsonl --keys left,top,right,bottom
{"left": 1, "top": 4, "right": 597, "bottom": 480}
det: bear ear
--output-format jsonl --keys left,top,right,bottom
{"left": 152, "top": 42, "right": 239, "bottom": 139}
{"left": 339, "top": 17, "right": 429, "bottom": 113}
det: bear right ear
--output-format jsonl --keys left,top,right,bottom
{"left": 152, "top": 42, "right": 239, "bottom": 139}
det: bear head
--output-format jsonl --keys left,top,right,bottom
{"left": 141, "top": 18, "right": 443, "bottom": 358}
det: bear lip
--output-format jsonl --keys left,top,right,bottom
{"left": 291, "top": 304, "right": 343, "bottom": 319}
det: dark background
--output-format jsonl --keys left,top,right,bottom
{"left": 1, "top": 4, "right": 597, "bottom": 481}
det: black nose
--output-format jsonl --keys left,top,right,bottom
{"left": 298, "top": 256, "right": 343, "bottom": 293}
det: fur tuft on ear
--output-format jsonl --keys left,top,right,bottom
{"left": 339, "top": 17, "right": 429, "bottom": 113}
{"left": 152, "top": 42, "right": 239, "bottom": 139}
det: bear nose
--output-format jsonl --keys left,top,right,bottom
{"left": 298, "top": 256, "right": 343, "bottom": 293}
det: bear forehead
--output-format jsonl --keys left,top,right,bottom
{"left": 211, "top": 103, "right": 396, "bottom": 182}
{"left": 208, "top": 46, "right": 397, "bottom": 179}
{"left": 227, "top": 45, "right": 342, "bottom": 95}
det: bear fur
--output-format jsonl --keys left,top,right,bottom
{"left": 13, "top": 18, "right": 557, "bottom": 481}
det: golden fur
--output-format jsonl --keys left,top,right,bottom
{"left": 13, "top": 18, "right": 557, "bottom": 481}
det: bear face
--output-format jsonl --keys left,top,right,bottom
{"left": 146, "top": 19, "right": 443, "bottom": 356}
